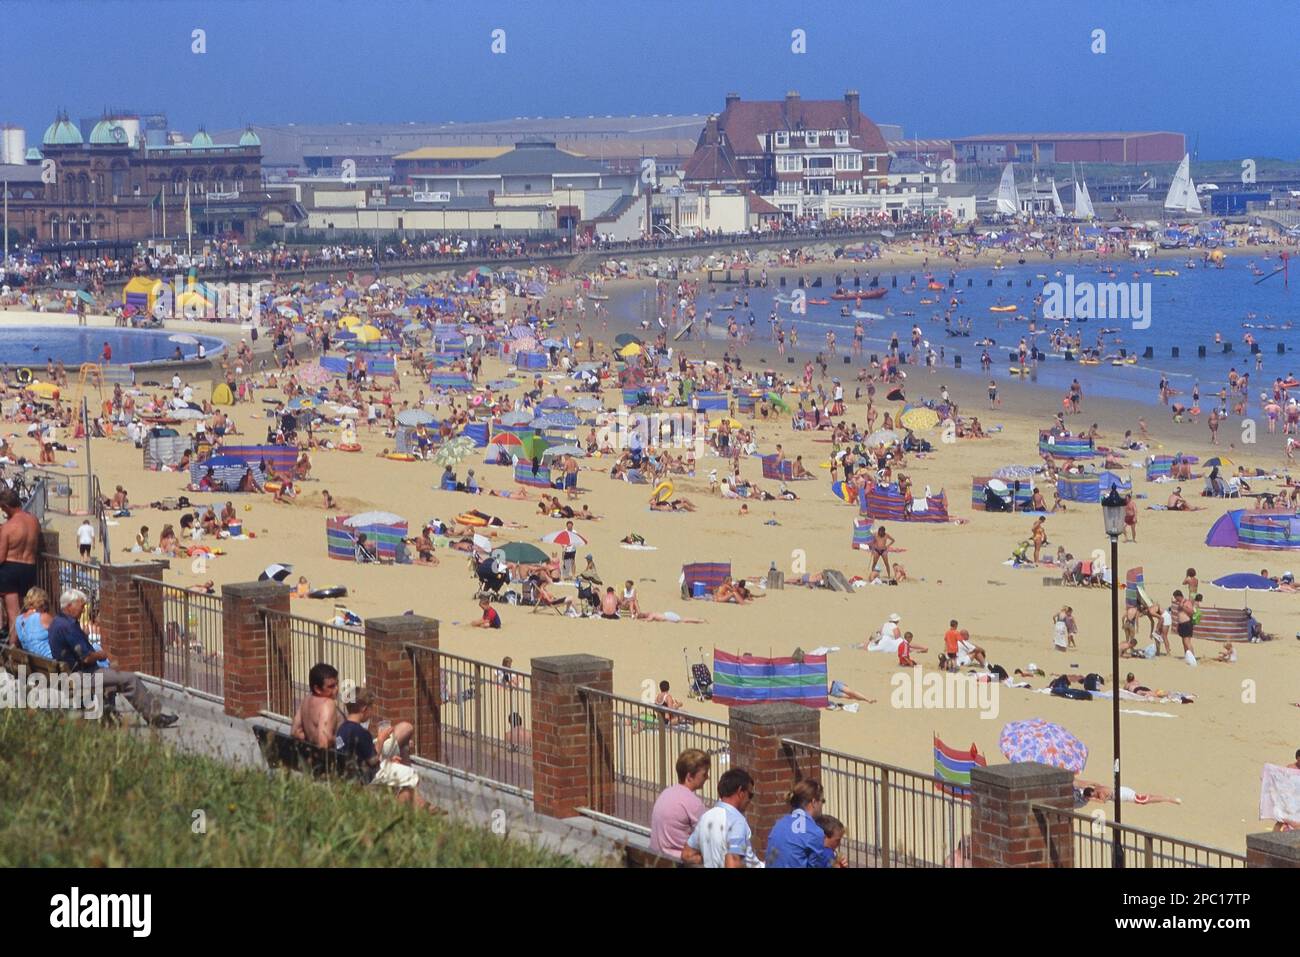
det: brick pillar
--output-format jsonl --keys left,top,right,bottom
{"left": 364, "top": 615, "right": 436, "bottom": 734}
{"left": 530, "top": 654, "right": 612, "bottom": 819}
{"left": 970, "top": 763, "right": 1075, "bottom": 868}
{"left": 221, "top": 580, "right": 289, "bottom": 719}
{"left": 728, "top": 703, "right": 821, "bottom": 856}
{"left": 1246, "top": 830, "right": 1300, "bottom": 867}
{"left": 98, "top": 561, "right": 169, "bottom": 677}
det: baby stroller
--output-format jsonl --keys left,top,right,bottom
{"left": 575, "top": 577, "right": 602, "bottom": 616}
{"left": 685, "top": 647, "right": 713, "bottom": 701}
{"left": 472, "top": 556, "right": 510, "bottom": 601}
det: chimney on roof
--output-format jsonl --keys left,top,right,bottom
{"left": 844, "top": 89, "right": 860, "bottom": 118}
{"left": 785, "top": 90, "right": 800, "bottom": 106}
{"left": 704, "top": 114, "right": 720, "bottom": 143}
{"left": 725, "top": 92, "right": 740, "bottom": 109}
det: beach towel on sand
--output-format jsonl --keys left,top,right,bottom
{"left": 1260, "top": 764, "right": 1300, "bottom": 825}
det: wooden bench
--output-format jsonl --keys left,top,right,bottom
{"left": 1193, "top": 607, "right": 1251, "bottom": 643}
{"left": 0, "top": 645, "right": 120, "bottom": 719}
{"left": 253, "top": 725, "right": 368, "bottom": 783}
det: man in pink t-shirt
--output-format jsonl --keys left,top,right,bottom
{"left": 649, "top": 748, "right": 712, "bottom": 860}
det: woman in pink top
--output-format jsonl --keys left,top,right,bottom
{"left": 648, "top": 749, "right": 712, "bottom": 860}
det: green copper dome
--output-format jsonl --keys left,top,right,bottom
{"left": 42, "top": 116, "right": 83, "bottom": 146}
{"left": 189, "top": 129, "right": 214, "bottom": 148}
{"left": 25, "top": 147, "right": 43, "bottom": 161}
{"left": 89, "top": 119, "right": 127, "bottom": 145}
{"left": 239, "top": 128, "right": 261, "bottom": 147}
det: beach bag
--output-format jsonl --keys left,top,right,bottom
{"left": 1082, "top": 673, "right": 1104, "bottom": 692}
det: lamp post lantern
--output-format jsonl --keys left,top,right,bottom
{"left": 1100, "top": 485, "right": 1127, "bottom": 867}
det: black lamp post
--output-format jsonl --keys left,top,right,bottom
{"left": 1100, "top": 486, "right": 1127, "bottom": 867}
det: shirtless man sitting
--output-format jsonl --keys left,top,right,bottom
{"left": 1167, "top": 486, "right": 1189, "bottom": 511}
{"left": 290, "top": 662, "right": 343, "bottom": 748}
{"left": 0, "top": 489, "right": 41, "bottom": 639}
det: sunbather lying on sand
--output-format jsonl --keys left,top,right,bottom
{"left": 634, "top": 610, "right": 706, "bottom": 624}
{"left": 1076, "top": 779, "right": 1182, "bottom": 805}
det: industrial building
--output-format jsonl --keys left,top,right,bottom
{"left": 951, "top": 131, "right": 1186, "bottom": 166}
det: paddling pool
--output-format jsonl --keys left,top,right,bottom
{"left": 0, "top": 327, "right": 225, "bottom": 366}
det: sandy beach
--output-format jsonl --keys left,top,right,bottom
{"left": 12, "top": 243, "right": 1299, "bottom": 855}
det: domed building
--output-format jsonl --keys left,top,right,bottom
{"left": 2, "top": 112, "right": 298, "bottom": 245}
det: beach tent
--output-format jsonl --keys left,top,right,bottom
{"left": 860, "top": 485, "right": 950, "bottom": 523}
{"left": 123, "top": 276, "right": 162, "bottom": 315}
{"left": 319, "top": 356, "right": 351, "bottom": 376}
{"left": 710, "top": 649, "right": 828, "bottom": 709}
{"left": 326, "top": 512, "right": 408, "bottom": 562}
{"left": 212, "top": 444, "right": 298, "bottom": 475}
{"left": 143, "top": 429, "right": 188, "bottom": 470}
{"left": 971, "top": 475, "right": 1035, "bottom": 511}
{"left": 1205, "top": 509, "right": 1300, "bottom": 550}
{"left": 461, "top": 422, "right": 489, "bottom": 447}
{"left": 1055, "top": 471, "right": 1131, "bottom": 504}
{"left": 515, "top": 351, "right": 549, "bottom": 370}
{"left": 1038, "top": 432, "right": 1095, "bottom": 459}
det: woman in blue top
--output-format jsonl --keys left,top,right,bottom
{"left": 15, "top": 587, "right": 54, "bottom": 658}
{"left": 766, "top": 779, "right": 834, "bottom": 868}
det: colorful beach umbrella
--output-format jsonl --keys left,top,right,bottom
{"left": 1211, "top": 573, "right": 1276, "bottom": 593}
{"left": 397, "top": 409, "right": 435, "bottom": 426}
{"left": 998, "top": 719, "right": 1088, "bottom": 773}
{"left": 829, "top": 480, "right": 857, "bottom": 504}
{"left": 1204, "top": 456, "right": 1235, "bottom": 469}
{"left": 499, "top": 410, "right": 533, "bottom": 427}
{"left": 542, "top": 529, "right": 588, "bottom": 548}
{"left": 866, "top": 429, "right": 901, "bottom": 447}
{"left": 614, "top": 333, "right": 643, "bottom": 347}
{"left": 432, "top": 437, "right": 475, "bottom": 466}
{"left": 259, "top": 563, "right": 293, "bottom": 582}
{"left": 488, "top": 432, "right": 524, "bottom": 448}
{"left": 495, "top": 541, "right": 548, "bottom": 564}
{"left": 899, "top": 406, "right": 940, "bottom": 431}
{"left": 518, "top": 434, "right": 551, "bottom": 461}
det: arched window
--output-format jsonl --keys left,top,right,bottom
{"left": 111, "top": 160, "right": 127, "bottom": 196}
{"left": 232, "top": 166, "right": 246, "bottom": 191}
{"left": 77, "top": 172, "right": 90, "bottom": 203}
{"left": 211, "top": 168, "right": 226, "bottom": 193}
{"left": 173, "top": 169, "right": 187, "bottom": 195}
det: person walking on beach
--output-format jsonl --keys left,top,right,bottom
{"left": 1123, "top": 493, "right": 1137, "bottom": 542}
{"left": 1172, "top": 589, "right": 1196, "bottom": 664}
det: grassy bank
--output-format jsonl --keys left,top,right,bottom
{"left": 0, "top": 711, "right": 583, "bottom": 867}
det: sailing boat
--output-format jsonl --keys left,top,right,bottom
{"left": 1073, "top": 176, "right": 1095, "bottom": 220}
{"left": 994, "top": 162, "right": 1019, "bottom": 216}
{"left": 1164, "top": 153, "right": 1202, "bottom": 214}
{"left": 1050, "top": 179, "right": 1065, "bottom": 217}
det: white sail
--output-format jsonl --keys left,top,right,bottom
{"left": 1050, "top": 179, "right": 1065, "bottom": 216}
{"left": 1073, "top": 178, "right": 1095, "bottom": 220}
{"left": 1164, "top": 153, "right": 1202, "bottom": 214}
{"left": 994, "top": 163, "right": 1019, "bottom": 216}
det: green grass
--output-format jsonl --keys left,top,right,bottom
{"left": 0, "top": 710, "right": 585, "bottom": 867}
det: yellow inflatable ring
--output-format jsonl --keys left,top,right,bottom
{"left": 16, "top": 367, "right": 32, "bottom": 384}
{"left": 652, "top": 480, "right": 674, "bottom": 503}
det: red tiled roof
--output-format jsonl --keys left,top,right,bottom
{"left": 719, "top": 99, "right": 889, "bottom": 155}
{"left": 746, "top": 191, "right": 781, "bottom": 215}
{"left": 682, "top": 140, "right": 743, "bottom": 183}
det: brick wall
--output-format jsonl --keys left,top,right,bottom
{"left": 364, "top": 615, "right": 436, "bottom": 733}
{"left": 970, "top": 763, "right": 1075, "bottom": 868}
{"left": 530, "top": 654, "right": 612, "bottom": 819}
{"left": 98, "top": 561, "right": 169, "bottom": 676}
{"left": 221, "top": 580, "right": 289, "bottom": 718}
{"left": 728, "top": 703, "right": 821, "bottom": 856}
{"left": 1246, "top": 831, "right": 1300, "bottom": 868}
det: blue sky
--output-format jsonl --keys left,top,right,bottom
{"left": 2, "top": 0, "right": 1296, "bottom": 158}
